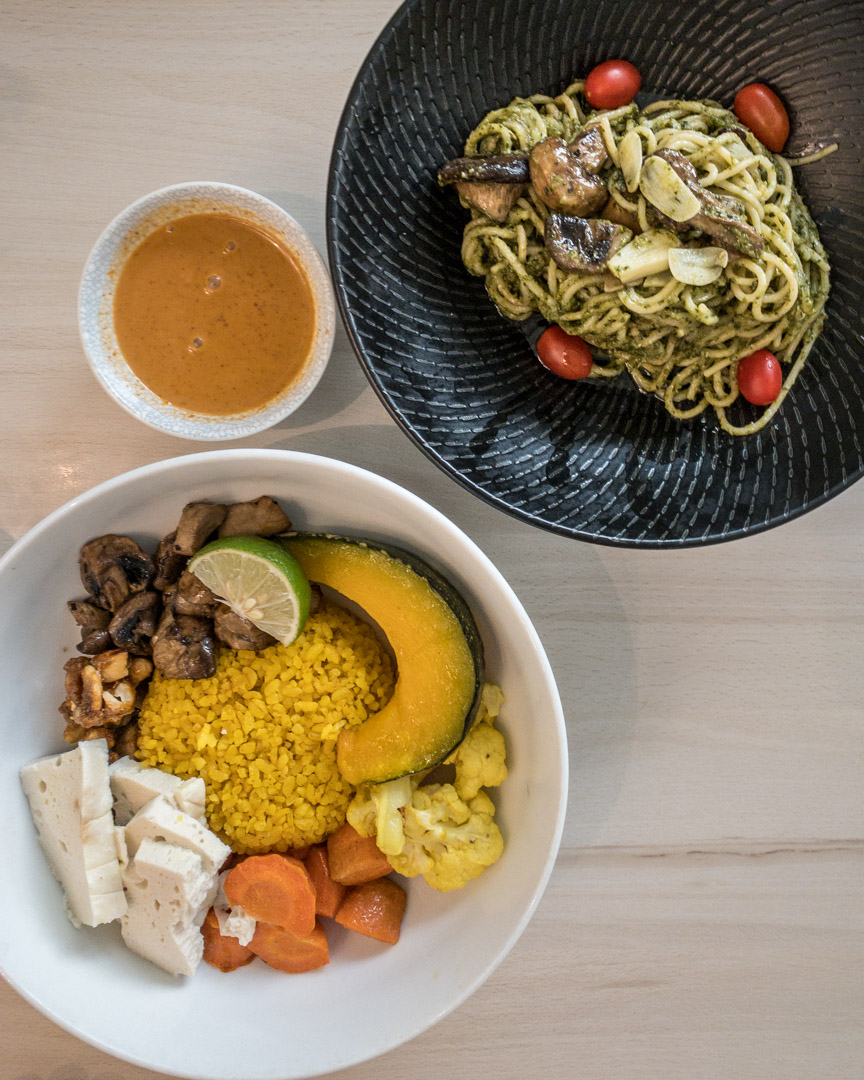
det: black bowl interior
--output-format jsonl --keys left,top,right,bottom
{"left": 328, "top": 0, "right": 864, "bottom": 546}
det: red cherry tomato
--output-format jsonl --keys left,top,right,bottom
{"left": 584, "top": 60, "right": 642, "bottom": 110}
{"left": 537, "top": 326, "right": 593, "bottom": 380}
{"left": 733, "top": 83, "right": 790, "bottom": 153}
{"left": 736, "top": 349, "right": 783, "bottom": 405}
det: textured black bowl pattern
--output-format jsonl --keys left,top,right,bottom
{"left": 328, "top": 0, "right": 864, "bottom": 546}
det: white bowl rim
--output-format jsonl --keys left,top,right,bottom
{"left": 77, "top": 183, "right": 336, "bottom": 441}
{"left": 0, "top": 448, "right": 568, "bottom": 1078}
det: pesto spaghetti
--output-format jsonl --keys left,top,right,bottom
{"left": 446, "top": 81, "right": 831, "bottom": 436}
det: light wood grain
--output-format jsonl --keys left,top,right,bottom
{"left": 1, "top": 2, "right": 862, "bottom": 1078}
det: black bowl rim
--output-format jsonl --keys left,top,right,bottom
{"left": 325, "top": 0, "right": 862, "bottom": 549}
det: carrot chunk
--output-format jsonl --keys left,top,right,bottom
{"left": 334, "top": 878, "right": 407, "bottom": 945}
{"left": 304, "top": 844, "right": 347, "bottom": 918}
{"left": 326, "top": 823, "right": 391, "bottom": 885}
{"left": 224, "top": 853, "right": 316, "bottom": 936}
{"left": 249, "top": 919, "right": 330, "bottom": 974}
{"left": 201, "top": 908, "right": 255, "bottom": 972}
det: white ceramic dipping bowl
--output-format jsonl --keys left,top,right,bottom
{"left": 78, "top": 183, "right": 336, "bottom": 440}
{"left": 0, "top": 449, "right": 567, "bottom": 1080}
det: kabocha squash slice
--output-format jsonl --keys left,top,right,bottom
{"left": 280, "top": 534, "right": 484, "bottom": 785}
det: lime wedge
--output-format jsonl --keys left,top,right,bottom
{"left": 188, "top": 536, "right": 311, "bottom": 646}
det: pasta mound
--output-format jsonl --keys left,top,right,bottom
{"left": 136, "top": 602, "right": 395, "bottom": 854}
{"left": 459, "top": 83, "right": 831, "bottom": 435}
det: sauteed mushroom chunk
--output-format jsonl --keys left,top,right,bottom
{"left": 437, "top": 152, "right": 530, "bottom": 186}
{"left": 529, "top": 137, "right": 607, "bottom": 217}
{"left": 79, "top": 535, "right": 155, "bottom": 612}
{"left": 151, "top": 608, "right": 217, "bottom": 680}
{"left": 642, "top": 148, "right": 764, "bottom": 257}
{"left": 172, "top": 501, "right": 227, "bottom": 556}
{"left": 568, "top": 126, "right": 608, "bottom": 174}
{"left": 455, "top": 181, "right": 524, "bottom": 223}
{"left": 77, "top": 628, "right": 113, "bottom": 655}
{"left": 214, "top": 608, "right": 277, "bottom": 652}
{"left": 170, "top": 569, "right": 221, "bottom": 617}
{"left": 109, "top": 591, "right": 161, "bottom": 655}
{"left": 152, "top": 530, "right": 187, "bottom": 590}
{"left": 68, "top": 599, "right": 111, "bottom": 631}
{"left": 545, "top": 214, "right": 632, "bottom": 272}
{"left": 218, "top": 496, "right": 292, "bottom": 538}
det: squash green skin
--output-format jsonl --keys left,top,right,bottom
{"left": 280, "top": 533, "right": 485, "bottom": 785}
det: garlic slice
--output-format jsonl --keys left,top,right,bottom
{"left": 668, "top": 246, "right": 729, "bottom": 285}
{"left": 639, "top": 156, "right": 702, "bottom": 222}
{"left": 619, "top": 130, "right": 643, "bottom": 193}
{"left": 606, "top": 228, "right": 679, "bottom": 284}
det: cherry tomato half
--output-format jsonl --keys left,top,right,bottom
{"left": 537, "top": 326, "right": 593, "bottom": 380}
{"left": 584, "top": 60, "right": 642, "bottom": 110}
{"left": 736, "top": 349, "right": 782, "bottom": 406}
{"left": 733, "top": 83, "right": 790, "bottom": 153}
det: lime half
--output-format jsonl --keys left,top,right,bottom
{"left": 188, "top": 536, "right": 311, "bottom": 646}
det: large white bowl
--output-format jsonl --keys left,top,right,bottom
{"left": 0, "top": 449, "right": 566, "bottom": 1079}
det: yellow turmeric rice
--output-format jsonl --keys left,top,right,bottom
{"left": 136, "top": 602, "right": 395, "bottom": 854}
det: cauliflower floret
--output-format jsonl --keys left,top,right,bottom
{"left": 450, "top": 720, "right": 507, "bottom": 800}
{"left": 346, "top": 774, "right": 414, "bottom": 856}
{"left": 389, "top": 785, "right": 503, "bottom": 891}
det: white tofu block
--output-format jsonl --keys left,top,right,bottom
{"left": 20, "top": 739, "right": 127, "bottom": 927}
{"left": 213, "top": 870, "right": 256, "bottom": 946}
{"left": 124, "top": 795, "right": 229, "bottom": 874}
{"left": 109, "top": 757, "right": 206, "bottom": 825}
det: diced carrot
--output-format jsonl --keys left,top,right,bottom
{"left": 334, "top": 878, "right": 407, "bottom": 945}
{"left": 304, "top": 844, "right": 347, "bottom": 918}
{"left": 224, "top": 853, "right": 316, "bottom": 936}
{"left": 326, "top": 823, "right": 392, "bottom": 885}
{"left": 249, "top": 919, "right": 330, "bottom": 974}
{"left": 201, "top": 907, "right": 255, "bottom": 973}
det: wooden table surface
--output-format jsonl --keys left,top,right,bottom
{"left": 2, "top": 3, "right": 862, "bottom": 1078}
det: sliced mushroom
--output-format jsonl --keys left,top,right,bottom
{"left": 606, "top": 228, "right": 680, "bottom": 284}
{"left": 68, "top": 599, "right": 111, "bottom": 630}
{"left": 567, "top": 126, "right": 608, "bottom": 173}
{"left": 214, "top": 608, "right": 277, "bottom": 652}
{"left": 217, "top": 496, "right": 292, "bottom": 538}
{"left": 619, "top": 130, "right": 643, "bottom": 193}
{"left": 153, "top": 530, "right": 188, "bottom": 590}
{"left": 455, "top": 181, "right": 524, "bottom": 223}
{"left": 545, "top": 214, "right": 632, "bottom": 273}
{"left": 529, "top": 137, "right": 608, "bottom": 217}
{"left": 640, "top": 155, "right": 703, "bottom": 222}
{"left": 437, "top": 153, "right": 530, "bottom": 186}
{"left": 171, "top": 569, "right": 221, "bottom": 617}
{"left": 151, "top": 608, "right": 217, "bottom": 680}
{"left": 79, "top": 535, "right": 155, "bottom": 612}
{"left": 77, "top": 628, "right": 113, "bottom": 655}
{"left": 601, "top": 196, "right": 641, "bottom": 234}
{"left": 172, "top": 502, "right": 228, "bottom": 556}
{"left": 109, "top": 590, "right": 161, "bottom": 654}
{"left": 646, "top": 149, "right": 764, "bottom": 257}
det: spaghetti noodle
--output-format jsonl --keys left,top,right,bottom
{"left": 455, "top": 83, "right": 831, "bottom": 436}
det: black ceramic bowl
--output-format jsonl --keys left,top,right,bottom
{"left": 327, "top": 0, "right": 864, "bottom": 546}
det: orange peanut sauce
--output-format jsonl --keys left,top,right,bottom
{"left": 113, "top": 212, "right": 316, "bottom": 415}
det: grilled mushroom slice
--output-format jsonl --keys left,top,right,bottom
{"left": 153, "top": 530, "right": 187, "bottom": 590}
{"left": 455, "top": 181, "right": 524, "bottom": 223}
{"left": 79, "top": 535, "right": 155, "bottom": 613}
{"left": 170, "top": 569, "right": 221, "bottom": 617}
{"left": 109, "top": 590, "right": 161, "bottom": 654}
{"left": 545, "top": 214, "right": 632, "bottom": 272}
{"left": 151, "top": 608, "right": 217, "bottom": 680}
{"left": 437, "top": 153, "right": 530, "bottom": 186}
{"left": 172, "top": 501, "right": 228, "bottom": 556}
{"left": 642, "top": 149, "right": 764, "bottom": 257}
{"left": 214, "top": 608, "right": 277, "bottom": 652}
{"left": 218, "top": 496, "right": 291, "bottom": 538}
{"left": 529, "top": 138, "right": 607, "bottom": 217}
{"left": 568, "top": 126, "right": 608, "bottom": 174}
